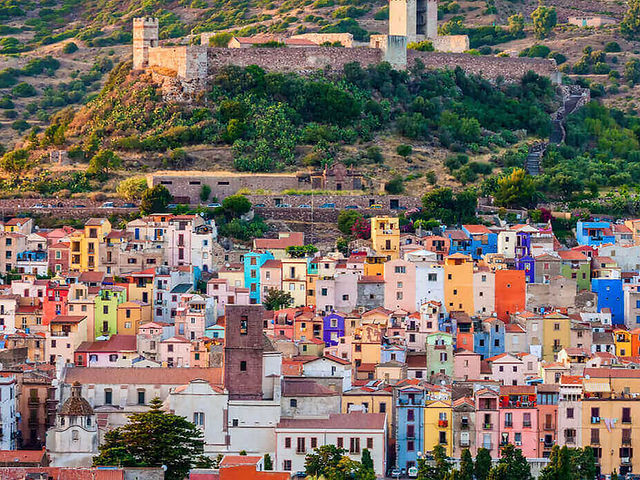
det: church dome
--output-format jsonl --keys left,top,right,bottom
{"left": 59, "top": 382, "right": 94, "bottom": 416}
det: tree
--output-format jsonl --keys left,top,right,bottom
{"left": 338, "top": 210, "right": 363, "bottom": 236}
{"left": 263, "top": 453, "right": 273, "bottom": 470}
{"left": 625, "top": 58, "right": 640, "bottom": 86}
{"left": 140, "top": 185, "right": 173, "bottom": 215}
{"left": 507, "top": 13, "right": 525, "bottom": 35}
{"left": 494, "top": 168, "right": 536, "bottom": 207}
{"left": 489, "top": 444, "right": 532, "bottom": 480}
{"left": 459, "top": 449, "right": 474, "bottom": 480}
{"left": 0, "top": 148, "right": 35, "bottom": 177}
{"left": 540, "top": 446, "right": 572, "bottom": 480}
{"left": 574, "top": 447, "right": 598, "bottom": 480}
{"left": 62, "top": 42, "right": 78, "bottom": 54}
{"left": 385, "top": 175, "right": 405, "bottom": 194}
{"left": 263, "top": 288, "right": 294, "bottom": 311}
{"left": 200, "top": 184, "right": 211, "bottom": 202}
{"left": 361, "top": 448, "right": 374, "bottom": 473}
{"left": 531, "top": 4, "right": 557, "bottom": 39}
{"left": 116, "top": 177, "right": 148, "bottom": 201}
{"left": 93, "top": 397, "right": 211, "bottom": 480}
{"left": 351, "top": 216, "right": 371, "bottom": 239}
{"left": 421, "top": 187, "right": 477, "bottom": 225}
{"left": 286, "top": 245, "right": 319, "bottom": 258}
{"left": 621, "top": 0, "right": 640, "bottom": 39}
{"left": 305, "top": 444, "right": 348, "bottom": 477}
{"left": 397, "top": 144, "right": 413, "bottom": 158}
{"left": 418, "top": 444, "right": 452, "bottom": 480}
{"left": 87, "top": 149, "right": 121, "bottom": 178}
{"left": 222, "top": 194, "right": 252, "bottom": 217}
{"left": 474, "top": 448, "right": 492, "bottom": 480}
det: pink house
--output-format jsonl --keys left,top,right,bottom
{"left": 334, "top": 274, "right": 358, "bottom": 313}
{"left": 498, "top": 385, "right": 538, "bottom": 458}
{"left": 487, "top": 353, "right": 526, "bottom": 386}
{"left": 74, "top": 334, "right": 137, "bottom": 367}
{"left": 260, "top": 259, "right": 282, "bottom": 297}
{"left": 207, "top": 278, "right": 250, "bottom": 318}
{"left": 475, "top": 387, "right": 500, "bottom": 457}
{"left": 315, "top": 278, "right": 336, "bottom": 313}
{"left": 174, "top": 293, "right": 212, "bottom": 341}
{"left": 454, "top": 350, "right": 482, "bottom": 381}
{"left": 383, "top": 259, "right": 416, "bottom": 312}
{"left": 159, "top": 336, "right": 191, "bottom": 367}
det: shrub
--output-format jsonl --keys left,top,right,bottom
{"left": 605, "top": 41, "right": 621, "bottom": 52}
{"left": 385, "top": 175, "right": 405, "bottom": 194}
{"left": 62, "top": 42, "right": 78, "bottom": 54}
{"left": 12, "top": 82, "right": 36, "bottom": 97}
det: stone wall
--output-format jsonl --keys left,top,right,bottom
{"left": 248, "top": 193, "right": 422, "bottom": 210}
{"left": 148, "top": 46, "right": 207, "bottom": 80}
{"left": 432, "top": 35, "right": 469, "bottom": 53}
{"left": 408, "top": 50, "right": 558, "bottom": 81}
{"left": 291, "top": 33, "right": 354, "bottom": 47}
{"left": 206, "top": 46, "right": 383, "bottom": 74}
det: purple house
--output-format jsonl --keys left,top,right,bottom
{"left": 323, "top": 312, "right": 345, "bottom": 347}
{"left": 515, "top": 228, "right": 535, "bottom": 283}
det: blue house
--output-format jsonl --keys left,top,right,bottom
{"left": 380, "top": 344, "right": 407, "bottom": 364}
{"left": 591, "top": 278, "right": 624, "bottom": 325}
{"left": 462, "top": 225, "right": 498, "bottom": 260}
{"left": 395, "top": 385, "right": 426, "bottom": 473}
{"left": 322, "top": 312, "right": 345, "bottom": 347}
{"left": 474, "top": 318, "right": 505, "bottom": 359}
{"left": 243, "top": 251, "right": 274, "bottom": 304}
{"left": 515, "top": 255, "right": 535, "bottom": 283}
{"left": 446, "top": 229, "right": 472, "bottom": 256}
{"left": 576, "top": 221, "right": 615, "bottom": 246}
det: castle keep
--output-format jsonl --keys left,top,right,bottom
{"left": 132, "top": 0, "right": 560, "bottom": 96}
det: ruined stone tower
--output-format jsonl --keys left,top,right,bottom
{"left": 133, "top": 17, "right": 159, "bottom": 70}
{"left": 389, "top": 0, "right": 438, "bottom": 43}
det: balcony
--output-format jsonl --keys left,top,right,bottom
{"left": 460, "top": 422, "right": 469, "bottom": 430}
{"left": 460, "top": 440, "right": 470, "bottom": 447}
{"left": 296, "top": 449, "right": 306, "bottom": 455}
{"left": 622, "top": 418, "right": 632, "bottom": 425}
{"left": 28, "top": 397, "right": 39, "bottom": 406}
{"left": 544, "top": 441, "right": 555, "bottom": 449}
{"left": 483, "top": 423, "right": 493, "bottom": 430}
{"left": 504, "top": 422, "right": 513, "bottom": 428}
{"left": 565, "top": 437, "right": 576, "bottom": 445}
{"left": 623, "top": 437, "right": 632, "bottom": 446}
{"left": 438, "top": 420, "right": 448, "bottom": 428}
{"left": 591, "top": 417, "right": 601, "bottom": 424}
{"left": 591, "top": 438, "right": 600, "bottom": 446}
{"left": 622, "top": 457, "right": 632, "bottom": 465}
{"left": 544, "top": 424, "right": 554, "bottom": 431}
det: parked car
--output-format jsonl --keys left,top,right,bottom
{"left": 389, "top": 467, "right": 402, "bottom": 478}
{"left": 254, "top": 203, "right": 266, "bottom": 208}
{"left": 392, "top": 205, "right": 407, "bottom": 210}
{"left": 32, "top": 203, "right": 45, "bottom": 208}
{"left": 370, "top": 204, "right": 383, "bottom": 209}
{"left": 72, "top": 204, "right": 87, "bottom": 208}
{"left": 344, "top": 205, "right": 360, "bottom": 209}
{"left": 166, "top": 204, "right": 177, "bottom": 209}
{"left": 121, "top": 203, "right": 136, "bottom": 208}
{"left": 100, "top": 202, "right": 115, "bottom": 208}
{"left": 319, "top": 203, "right": 335, "bottom": 209}
{"left": 298, "top": 204, "right": 311, "bottom": 208}
{"left": 207, "top": 203, "right": 222, "bottom": 208}
{"left": 276, "top": 203, "right": 291, "bottom": 208}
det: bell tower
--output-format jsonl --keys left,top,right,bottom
{"left": 133, "top": 17, "right": 159, "bottom": 70}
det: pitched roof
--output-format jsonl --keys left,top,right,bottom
{"left": 0, "top": 468, "right": 125, "bottom": 480}
{"left": 65, "top": 367, "right": 222, "bottom": 386}
{"left": 0, "top": 449, "right": 46, "bottom": 464}
{"left": 253, "top": 232, "right": 304, "bottom": 250}
{"left": 463, "top": 224, "right": 491, "bottom": 234}
{"left": 557, "top": 250, "right": 588, "bottom": 261}
{"left": 277, "top": 412, "right": 386, "bottom": 430}
{"left": 75, "top": 335, "right": 137, "bottom": 353}
{"left": 282, "top": 378, "right": 338, "bottom": 397}
{"left": 219, "top": 455, "right": 262, "bottom": 467}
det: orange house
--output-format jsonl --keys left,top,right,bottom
{"left": 444, "top": 253, "right": 475, "bottom": 315}
{"left": 494, "top": 269, "right": 525, "bottom": 321}
{"left": 630, "top": 328, "right": 640, "bottom": 357}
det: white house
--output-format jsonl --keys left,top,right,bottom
{"left": 301, "top": 355, "right": 352, "bottom": 392}
{"left": 0, "top": 376, "right": 16, "bottom": 450}
{"left": 275, "top": 412, "right": 387, "bottom": 475}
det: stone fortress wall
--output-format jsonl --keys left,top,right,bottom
{"left": 132, "top": 0, "right": 560, "bottom": 91}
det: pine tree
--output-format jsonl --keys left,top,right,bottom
{"left": 460, "top": 449, "right": 474, "bottom": 480}
{"left": 93, "top": 397, "right": 212, "bottom": 480}
{"left": 474, "top": 448, "right": 492, "bottom": 480}
{"left": 264, "top": 453, "right": 273, "bottom": 470}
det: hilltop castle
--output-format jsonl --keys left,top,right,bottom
{"left": 132, "top": 0, "right": 560, "bottom": 98}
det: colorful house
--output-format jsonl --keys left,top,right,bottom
{"left": 371, "top": 216, "right": 400, "bottom": 260}
{"left": 424, "top": 399, "right": 453, "bottom": 456}
{"left": 494, "top": 269, "right": 525, "bottom": 322}
{"left": 474, "top": 318, "right": 505, "bottom": 360}
{"left": 395, "top": 384, "right": 426, "bottom": 472}
{"left": 592, "top": 278, "right": 624, "bottom": 325}
{"left": 426, "top": 332, "right": 453, "bottom": 378}
{"left": 444, "top": 253, "right": 474, "bottom": 314}
{"left": 322, "top": 312, "right": 345, "bottom": 347}
{"left": 462, "top": 225, "right": 498, "bottom": 260}
{"left": 244, "top": 251, "right": 275, "bottom": 304}
{"left": 93, "top": 286, "right": 127, "bottom": 339}
{"left": 576, "top": 221, "right": 615, "bottom": 246}
{"left": 498, "top": 385, "right": 538, "bottom": 458}
{"left": 558, "top": 250, "right": 591, "bottom": 291}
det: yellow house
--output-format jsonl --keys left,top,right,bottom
{"left": 371, "top": 216, "right": 400, "bottom": 260}
{"left": 424, "top": 400, "right": 453, "bottom": 456}
{"left": 69, "top": 218, "right": 112, "bottom": 272}
{"left": 117, "top": 301, "right": 152, "bottom": 335}
{"left": 217, "top": 263, "right": 245, "bottom": 289}
{"left": 281, "top": 258, "right": 307, "bottom": 307}
{"left": 342, "top": 385, "right": 393, "bottom": 433}
{"left": 443, "top": 253, "right": 474, "bottom": 314}
{"left": 582, "top": 397, "right": 640, "bottom": 476}
{"left": 614, "top": 329, "right": 633, "bottom": 357}
{"left": 352, "top": 325, "right": 383, "bottom": 369}
{"left": 542, "top": 312, "right": 571, "bottom": 362}
{"left": 126, "top": 268, "right": 155, "bottom": 304}
{"left": 583, "top": 367, "right": 640, "bottom": 394}
{"left": 625, "top": 219, "right": 640, "bottom": 246}
{"left": 364, "top": 255, "right": 386, "bottom": 277}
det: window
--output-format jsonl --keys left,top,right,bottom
{"left": 523, "top": 413, "right": 531, "bottom": 427}
{"left": 337, "top": 437, "right": 343, "bottom": 448}
{"left": 623, "top": 407, "right": 632, "bottom": 424}
{"left": 137, "top": 390, "right": 145, "bottom": 405}
{"left": 297, "top": 437, "right": 306, "bottom": 454}
{"left": 232, "top": 419, "right": 239, "bottom": 427}
{"left": 311, "top": 437, "right": 318, "bottom": 449}
{"left": 407, "top": 409, "right": 414, "bottom": 421}
{"left": 394, "top": 266, "right": 406, "bottom": 274}
{"left": 505, "top": 413, "right": 512, "bottom": 427}
{"left": 349, "top": 437, "right": 360, "bottom": 454}
{"left": 591, "top": 428, "right": 600, "bottom": 444}
{"left": 104, "top": 389, "right": 112, "bottom": 405}
{"left": 567, "top": 407, "right": 574, "bottom": 419}
{"left": 290, "top": 399, "right": 297, "bottom": 408}
{"left": 285, "top": 437, "right": 291, "bottom": 448}
{"left": 367, "top": 437, "right": 373, "bottom": 449}
{"left": 439, "top": 431, "right": 447, "bottom": 445}
{"left": 283, "top": 460, "right": 292, "bottom": 471}
{"left": 379, "top": 402, "right": 386, "bottom": 413}
{"left": 240, "top": 315, "right": 248, "bottom": 335}
{"left": 240, "top": 361, "right": 247, "bottom": 371}
{"left": 193, "top": 412, "right": 205, "bottom": 426}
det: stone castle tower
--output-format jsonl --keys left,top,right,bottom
{"left": 224, "top": 305, "right": 265, "bottom": 401}
{"left": 389, "top": 0, "right": 438, "bottom": 43}
{"left": 133, "top": 17, "right": 159, "bottom": 70}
